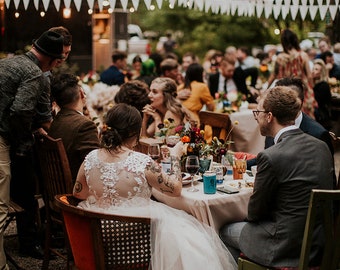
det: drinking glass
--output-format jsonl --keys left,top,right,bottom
{"left": 185, "top": 155, "right": 199, "bottom": 192}
{"left": 148, "top": 143, "right": 160, "bottom": 161}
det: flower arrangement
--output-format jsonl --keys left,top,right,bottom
{"left": 215, "top": 91, "right": 244, "bottom": 112}
{"left": 81, "top": 70, "right": 100, "bottom": 85}
{"left": 155, "top": 118, "right": 175, "bottom": 138}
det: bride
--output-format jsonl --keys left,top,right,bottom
{"left": 73, "top": 103, "right": 237, "bottom": 270}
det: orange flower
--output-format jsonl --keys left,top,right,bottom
{"left": 181, "top": 135, "right": 190, "bottom": 143}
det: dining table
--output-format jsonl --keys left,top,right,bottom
{"left": 152, "top": 176, "right": 253, "bottom": 232}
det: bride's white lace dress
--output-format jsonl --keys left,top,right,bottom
{"left": 78, "top": 149, "right": 237, "bottom": 270}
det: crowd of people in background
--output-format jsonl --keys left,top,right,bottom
{"left": 1, "top": 25, "right": 339, "bottom": 270}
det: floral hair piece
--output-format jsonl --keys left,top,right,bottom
{"left": 102, "top": 124, "right": 112, "bottom": 132}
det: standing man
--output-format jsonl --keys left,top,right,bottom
{"left": 100, "top": 50, "right": 127, "bottom": 86}
{"left": 49, "top": 26, "right": 72, "bottom": 67}
{"left": 220, "top": 86, "right": 334, "bottom": 268}
{"left": 0, "top": 30, "right": 64, "bottom": 267}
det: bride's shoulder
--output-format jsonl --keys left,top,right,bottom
{"left": 129, "top": 151, "right": 152, "bottom": 162}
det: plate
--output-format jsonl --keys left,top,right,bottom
{"left": 181, "top": 173, "right": 202, "bottom": 185}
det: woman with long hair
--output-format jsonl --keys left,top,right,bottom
{"left": 267, "top": 29, "right": 317, "bottom": 118}
{"left": 141, "top": 77, "right": 192, "bottom": 137}
{"left": 74, "top": 103, "right": 237, "bottom": 270}
{"left": 312, "top": 59, "right": 332, "bottom": 130}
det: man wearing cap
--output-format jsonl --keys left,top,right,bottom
{"left": 0, "top": 30, "right": 64, "bottom": 266}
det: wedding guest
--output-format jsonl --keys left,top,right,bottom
{"left": 73, "top": 103, "right": 237, "bottom": 270}
{"left": 160, "top": 58, "right": 182, "bottom": 85}
{"left": 49, "top": 26, "right": 72, "bottom": 67}
{"left": 267, "top": 28, "right": 316, "bottom": 119}
{"left": 220, "top": 86, "right": 334, "bottom": 267}
{"left": 177, "top": 63, "right": 215, "bottom": 123}
{"left": 130, "top": 55, "right": 143, "bottom": 79}
{"left": 247, "top": 77, "right": 334, "bottom": 169}
{"left": 0, "top": 30, "right": 64, "bottom": 263}
{"left": 114, "top": 80, "right": 150, "bottom": 114}
{"left": 136, "top": 58, "right": 157, "bottom": 86}
{"left": 49, "top": 73, "right": 100, "bottom": 182}
{"left": 312, "top": 59, "right": 332, "bottom": 130}
{"left": 100, "top": 50, "right": 127, "bottom": 86}
{"left": 141, "top": 77, "right": 192, "bottom": 137}
{"left": 181, "top": 52, "right": 198, "bottom": 77}
{"left": 320, "top": 51, "right": 340, "bottom": 80}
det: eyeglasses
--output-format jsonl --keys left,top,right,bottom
{"left": 252, "top": 110, "right": 268, "bottom": 119}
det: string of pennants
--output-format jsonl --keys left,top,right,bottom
{"left": 4, "top": 0, "right": 340, "bottom": 21}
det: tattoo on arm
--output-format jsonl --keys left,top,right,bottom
{"left": 74, "top": 181, "right": 83, "bottom": 193}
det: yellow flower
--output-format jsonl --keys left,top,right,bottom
{"left": 200, "top": 130, "right": 205, "bottom": 135}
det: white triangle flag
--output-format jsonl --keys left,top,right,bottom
{"left": 155, "top": 0, "right": 162, "bottom": 8}
{"left": 87, "top": 0, "right": 94, "bottom": 9}
{"left": 231, "top": 1, "right": 238, "bottom": 15}
{"left": 301, "top": 0, "right": 307, "bottom": 5}
{"left": 273, "top": 4, "right": 281, "bottom": 19}
{"left": 219, "top": 0, "right": 229, "bottom": 13}
{"left": 168, "top": 0, "right": 176, "bottom": 9}
{"left": 5, "top": 0, "right": 11, "bottom": 9}
{"left": 299, "top": 5, "right": 308, "bottom": 19}
{"left": 132, "top": 0, "right": 140, "bottom": 9}
{"left": 289, "top": 5, "right": 298, "bottom": 19}
{"left": 326, "top": 0, "right": 330, "bottom": 5}
{"left": 53, "top": 0, "right": 60, "bottom": 10}
{"left": 23, "top": 0, "right": 30, "bottom": 9}
{"left": 13, "top": 0, "right": 20, "bottom": 9}
{"left": 308, "top": 0, "right": 314, "bottom": 5}
{"left": 317, "top": 0, "right": 323, "bottom": 6}
{"left": 144, "top": 0, "right": 152, "bottom": 9}
{"left": 205, "top": 0, "right": 212, "bottom": 12}
{"left": 178, "top": 0, "right": 185, "bottom": 6}
{"left": 195, "top": 0, "right": 204, "bottom": 11}
{"left": 73, "top": 0, "right": 82, "bottom": 11}
{"left": 34, "top": 0, "right": 39, "bottom": 10}
{"left": 292, "top": 0, "right": 299, "bottom": 5}
{"left": 319, "top": 5, "right": 328, "bottom": 19}
{"left": 120, "top": 0, "right": 128, "bottom": 10}
{"left": 309, "top": 5, "right": 318, "bottom": 19}
{"left": 64, "top": 0, "right": 71, "bottom": 8}
{"left": 281, "top": 4, "right": 289, "bottom": 18}
{"left": 97, "top": 0, "right": 104, "bottom": 11}
{"left": 187, "top": 0, "right": 194, "bottom": 9}
{"left": 276, "top": 0, "right": 283, "bottom": 5}
{"left": 109, "top": 0, "right": 116, "bottom": 9}
{"left": 264, "top": 2, "right": 273, "bottom": 18}
{"left": 328, "top": 5, "right": 337, "bottom": 19}
{"left": 256, "top": 0, "right": 264, "bottom": 17}
{"left": 248, "top": 1, "right": 255, "bottom": 16}
{"left": 237, "top": 1, "right": 246, "bottom": 16}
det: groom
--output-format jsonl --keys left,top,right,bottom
{"left": 220, "top": 86, "right": 334, "bottom": 268}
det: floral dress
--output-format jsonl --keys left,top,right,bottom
{"left": 78, "top": 150, "right": 237, "bottom": 270}
{"left": 274, "top": 51, "right": 317, "bottom": 118}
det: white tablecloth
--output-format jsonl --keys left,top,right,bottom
{"left": 229, "top": 109, "right": 265, "bottom": 155}
{"left": 152, "top": 180, "right": 252, "bottom": 232}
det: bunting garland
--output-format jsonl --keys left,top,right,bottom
{"left": 3, "top": 0, "right": 339, "bottom": 21}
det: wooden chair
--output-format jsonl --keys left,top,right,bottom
{"left": 33, "top": 134, "right": 74, "bottom": 269}
{"left": 199, "top": 111, "right": 232, "bottom": 141}
{"left": 238, "top": 189, "right": 340, "bottom": 270}
{"left": 54, "top": 194, "right": 151, "bottom": 270}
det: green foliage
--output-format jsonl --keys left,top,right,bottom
{"left": 130, "top": 5, "right": 327, "bottom": 61}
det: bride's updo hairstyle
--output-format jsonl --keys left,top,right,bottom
{"left": 101, "top": 103, "right": 142, "bottom": 151}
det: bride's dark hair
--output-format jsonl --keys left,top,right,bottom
{"left": 101, "top": 103, "right": 142, "bottom": 151}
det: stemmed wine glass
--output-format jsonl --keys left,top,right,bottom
{"left": 148, "top": 143, "right": 160, "bottom": 162}
{"left": 185, "top": 155, "right": 199, "bottom": 192}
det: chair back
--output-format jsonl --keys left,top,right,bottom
{"left": 54, "top": 194, "right": 151, "bottom": 270}
{"left": 299, "top": 189, "right": 340, "bottom": 270}
{"left": 34, "top": 134, "right": 73, "bottom": 213}
{"left": 199, "top": 111, "right": 231, "bottom": 140}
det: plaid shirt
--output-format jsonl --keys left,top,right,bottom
{"left": 0, "top": 51, "right": 52, "bottom": 155}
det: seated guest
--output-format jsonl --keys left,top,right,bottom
{"left": 49, "top": 73, "right": 100, "bottom": 182}
{"left": 177, "top": 63, "right": 215, "bottom": 123}
{"left": 141, "top": 77, "right": 193, "bottom": 137}
{"left": 220, "top": 86, "right": 334, "bottom": 267}
{"left": 320, "top": 50, "right": 340, "bottom": 80}
{"left": 114, "top": 80, "right": 150, "bottom": 115}
{"left": 73, "top": 103, "right": 237, "bottom": 270}
{"left": 312, "top": 59, "right": 332, "bottom": 130}
{"left": 208, "top": 55, "right": 238, "bottom": 98}
{"left": 160, "top": 58, "right": 182, "bottom": 85}
{"left": 247, "top": 77, "right": 334, "bottom": 170}
{"left": 100, "top": 50, "right": 127, "bottom": 86}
